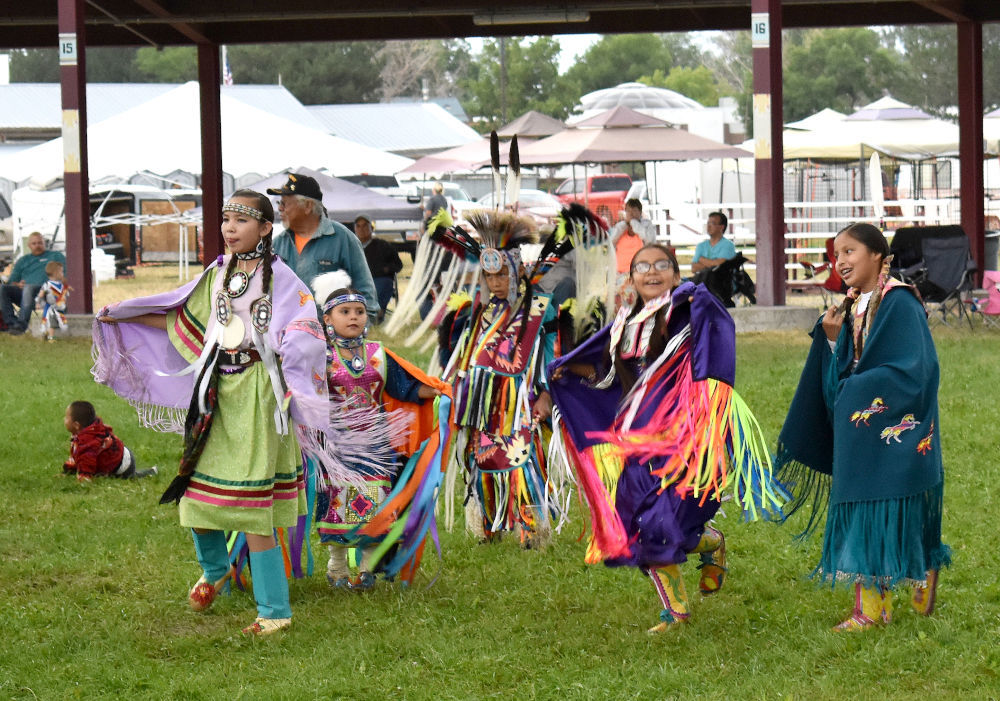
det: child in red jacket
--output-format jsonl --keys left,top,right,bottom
{"left": 63, "top": 401, "right": 157, "bottom": 482}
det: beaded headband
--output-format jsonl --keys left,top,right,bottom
{"left": 322, "top": 293, "right": 367, "bottom": 313}
{"left": 223, "top": 201, "right": 264, "bottom": 221}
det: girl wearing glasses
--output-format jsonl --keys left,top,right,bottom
{"left": 548, "top": 244, "right": 784, "bottom": 632}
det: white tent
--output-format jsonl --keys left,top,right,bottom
{"left": 0, "top": 82, "right": 413, "bottom": 185}
{"left": 785, "top": 108, "right": 847, "bottom": 131}
{"left": 981, "top": 107, "right": 1000, "bottom": 149}
{"left": 782, "top": 97, "right": 964, "bottom": 161}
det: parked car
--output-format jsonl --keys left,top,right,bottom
{"left": 398, "top": 180, "right": 477, "bottom": 222}
{"left": 554, "top": 173, "right": 632, "bottom": 223}
{"left": 471, "top": 189, "right": 562, "bottom": 228}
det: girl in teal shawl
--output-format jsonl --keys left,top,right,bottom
{"left": 776, "top": 223, "right": 950, "bottom": 631}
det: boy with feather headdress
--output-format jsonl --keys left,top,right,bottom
{"left": 427, "top": 133, "right": 580, "bottom": 546}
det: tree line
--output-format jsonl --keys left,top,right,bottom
{"left": 8, "top": 26, "right": 1000, "bottom": 133}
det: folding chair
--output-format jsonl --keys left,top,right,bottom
{"left": 904, "top": 235, "right": 977, "bottom": 329}
{"left": 799, "top": 237, "right": 846, "bottom": 307}
{"left": 971, "top": 270, "right": 1000, "bottom": 329}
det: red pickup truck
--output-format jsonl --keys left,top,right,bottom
{"left": 554, "top": 173, "right": 632, "bottom": 224}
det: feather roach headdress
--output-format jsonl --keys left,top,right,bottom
{"left": 526, "top": 203, "right": 604, "bottom": 286}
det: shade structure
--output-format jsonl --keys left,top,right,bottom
{"left": 844, "top": 96, "right": 933, "bottom": 121}
{"left": 398, "top": 137, "right": 514, "bottom": 174}
{"left": 496, "top": 110, "right": 565, "bottom": 139}
{"left": 518, "top": 107, "right": 750, "bottom": 165}
{"left": 785, "top": 108, "right": 847, "bottom": 131}
{"left": 782, "top": 129, "right": 892, "bottom": 161}
{"left": 246, "top": 168, "right": 421, "bottom": 222}
{"left": 573, "top": 105, "right": 672, "bottom": 128}
{"left": 782, "top": 98, "right": 968, "bottom": 160}
{"left": 0, "top": 82, "right": 413, "bottom": 185}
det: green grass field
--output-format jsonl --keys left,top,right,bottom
{"left": 1, "top": 315, "right": 998, "bottom": 700}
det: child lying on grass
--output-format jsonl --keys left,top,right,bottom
{"left": 63, "top": 400, "right": 157, "bottom": 482}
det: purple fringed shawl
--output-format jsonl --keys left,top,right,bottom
{"left": 550, "top": 282, "right": 735, "bottom": 452}
{"left": 91, "top": 255, "right": 329, "bottom": 434}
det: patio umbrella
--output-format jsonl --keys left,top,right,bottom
{"left": 518, "top": 106, "right": 750, "bottom": 165}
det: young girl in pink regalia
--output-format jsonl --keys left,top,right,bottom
{"left": 312, "top": 272, "right": 439, "bottom": 590}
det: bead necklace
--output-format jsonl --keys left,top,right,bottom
{"left": 333, "top": 335, "right": 367, "bottom": 372}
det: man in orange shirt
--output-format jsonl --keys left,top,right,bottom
{"left": 268, "top": 174, "right": 378, "bottom": 321}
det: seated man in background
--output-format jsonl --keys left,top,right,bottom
{"left": 353, "top": 213, "right": 402, "bottom": 324}
{"left": 690, "top": 211, "right": 736, "bottom": 273}
{"left": 2, "top": 231, "right": 66, "bottom": 335}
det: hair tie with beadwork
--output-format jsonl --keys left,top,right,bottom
{"left": 322, "top": 292, "right": 367, "bottom": 313}
{"left": 223, "top": 201, "right": 264, "bottom": 221}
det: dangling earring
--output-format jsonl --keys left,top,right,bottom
{"left": 325, "top": 324, "right": 335, "bottom": 338}
{"left": 254, "top": 237, "right": 267, "bottom": 256}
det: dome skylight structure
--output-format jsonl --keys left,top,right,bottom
{"left": 578, "top": 82, "right": 704, "bottom": 113}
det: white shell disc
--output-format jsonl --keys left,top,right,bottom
{"left": 220, "top": 315, "right": 246, "bottom": 349}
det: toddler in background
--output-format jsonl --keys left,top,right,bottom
{"left": 36, "top": 261, "right": 69, "bottom": 341}
{"left": 63, "top": 400, "right": 157, "bottom": 482}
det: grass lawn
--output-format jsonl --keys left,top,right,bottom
{"left": 1, "top": 269, "right": 998, "bottom": 699}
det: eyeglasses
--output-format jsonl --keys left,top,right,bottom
{"left": 631, "top": 259, "right": 674, "bottom": 274}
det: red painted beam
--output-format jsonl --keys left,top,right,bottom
{"left": 751, "top": 0, "right": 785, "bottom": 306}
{"left": 58, "top": 0, "right": 92, "bottom": 314}
{"left": 197, "top": 44, "right": 224, "bottom": 265}
{"left": 957, "top": 20, "right": 985, "bottom": 282}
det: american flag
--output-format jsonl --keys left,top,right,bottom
{"left": 222, "top": 47, "right": 233, "bottom": 85}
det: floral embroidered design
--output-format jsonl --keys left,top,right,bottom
{"left": 286, "top": 318, "right": 325, "bottom": 341}
{"left": 880, "top": 414, "right": 920, "bottom": 445}
{"left": 916, "top": 420, "right": 934, "bottom": 455}
{"left": 850, "top": 397, "right": 888, "bottom": 427}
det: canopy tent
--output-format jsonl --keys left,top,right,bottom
{"left": 518, "top": 106, "right": 750, "bottom": 164}
{"left": 844, "top": 96, "right": 933, "bottom": 121}
{"left": 398, "top": 137, "right": 514, "bottom": 174}
{"left": 496, "top": 110, "right": 565, "bottom": 139}
{"left": 980, "top": 108, "right": 1000, "bottom": 150}
{"left": 785, "top": 108, "right": 847, "bottom": 131}
{"left": 245, "top": 168, "right": 421, "bottom": 222}
{"left": 781, "top": 97, "right": 966, "bottom": 161}
{"left": 0, "top": 82, "right": 413, "bottom": 186}
{"left": 782, "top": 129, "right": 893, "bottom": 161}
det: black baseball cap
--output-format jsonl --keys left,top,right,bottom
{"left": 266, "top": 173, "right": 323, "bottom": 202}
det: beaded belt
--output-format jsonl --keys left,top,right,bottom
{"left": 218, "top": 348, "right": 262, "bottom": 374}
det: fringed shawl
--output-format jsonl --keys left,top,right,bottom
{"left": 549, "top": 283, "right": 784, "bottom": 562}
{"left": 775, "top": 281, "right": 943, "bottom": 534}
{"left": 91, "top": 255, "right": 329, "bottom": 434}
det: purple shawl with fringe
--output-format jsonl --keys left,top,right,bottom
{"left": 92, "top": 255, "right": 329, "bottom": 433}
{"left": 549, "top": 282, "right": 736, "bottom": 450}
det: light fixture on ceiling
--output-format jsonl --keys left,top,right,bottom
{"left": 472, "top": 10, "right": 590, "bottom": 26}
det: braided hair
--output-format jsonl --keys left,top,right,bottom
{"left": 221, "top": 189, "right": 276, "bottom": 294}
{"left": 835, "top": 223, "right": 891, "bottom": 359}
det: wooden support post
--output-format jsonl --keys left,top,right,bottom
{"left": 198, "top": 44, "right": 224, "bottom": 264}
{"left": 957, "top": 21, "right": 985, "bottom": 282}
{"left": 58, "top": 0, "right": 92, "bottom": 313}
{"left": 751, "top": 0, "right": 785, "bottom": 306}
